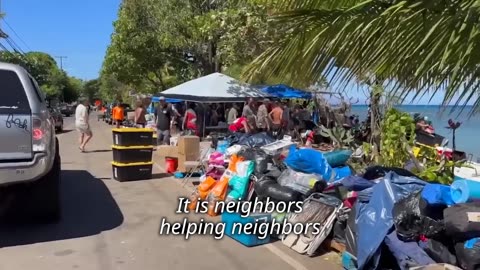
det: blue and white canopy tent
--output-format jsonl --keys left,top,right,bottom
{"left": 260, "top": 84, "right": 313, "bottom": 99}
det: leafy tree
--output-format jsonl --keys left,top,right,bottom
{"left": 243, "top": 0, "right": 480, "bottom": 112}
{"left": 82, "top": 79, "right": 100, "bottom": 102}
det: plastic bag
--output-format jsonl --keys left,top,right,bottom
{"left": 455, "top": 238, "right": 480, "bottom": 270}
{"left": 237, "top": 132, "right": 275, "bottom": 148}
{"left": 421, "top": 184, "right": 454, "bottom": 206}
{"left": 418, "top": 238, "right": 457, "bottom": 266}
{"left": 392, "top": 191, "right": 445, "bottom": 242}
{"left": 278, "top": 168, "right": 322, "bottom": 189}
{"left": 198, "top": 176, "right": 217, "bottom": 200}
{"left": 444, "top": 202, "right": 480, "bottom": 241}
{"left": 363, "top": 165, "right": 418, "bottom": 180}
{"left": 227, "top": 161, "right": 254, "bottom": 200}
{"left": 284, "top": 146, "right": 333, "bottom": 180}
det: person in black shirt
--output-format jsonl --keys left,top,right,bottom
{"left": 154, "top": 97, "right": 173, "bottom": 145}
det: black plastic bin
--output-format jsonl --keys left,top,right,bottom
{"left": 415, "top": 130, "right": 445, "bottom": 147}
{"left": 112, "top": 145, "right": 153, "bottom": 163}
{"left": 112, "top": 128, "right": 153, "bottom": 146}
{"left": 112, "top": 161, "right": 153, "bottom": 182}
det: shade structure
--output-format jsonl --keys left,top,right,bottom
{"left": 261, "top": 84, "right": 313, "bottom": 99}
{"left": 151, "top": 97, "right": 183, "bottom": 103}
{"left": 156, "top": 73, "right": 267, "bottom": 103}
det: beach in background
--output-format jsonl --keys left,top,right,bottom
{"left": 351, "top": 105, "right": 480, "bottom": 159}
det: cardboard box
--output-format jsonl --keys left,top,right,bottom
{"left": 177, "top": 136, "right": 200, "bottom": 160}
{"left": 156, "top": 145, "right": 178, "bottom": 158}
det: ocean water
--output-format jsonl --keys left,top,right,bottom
{"left": 350, "top": 105, "right": 480, "bottom": 158}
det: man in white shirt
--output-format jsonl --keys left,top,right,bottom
{"left": 75, "top": 98, "right": 92, "bottom": 152}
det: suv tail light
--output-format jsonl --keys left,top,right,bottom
{"left": 32, "top": 117, "right": 47, "bottom": 152}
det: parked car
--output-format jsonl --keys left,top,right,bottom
{"left": 60, "top": 104, "right": 74, "bottom": 117}
{"left": 49, "top": 107, "right": 64, "bottom": 132}
{"left": 0, "top": 62, "right": 61, "bottom": 222}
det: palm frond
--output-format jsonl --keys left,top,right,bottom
{"left": 243, "top": 0, "right": 480, "bottom": 113}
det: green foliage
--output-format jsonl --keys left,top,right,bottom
{"left": 82, "top": 79, "right": 100, "bottom": 101}
{"left": 0, "top": 51, "right": 80, "bottom": 101}
{"left": 319, "top": 126, "right": 355, "bottom": 149}
{"left": 242, "top": 0, "right": 480, "bottom": 112}
{"left": 379, "top": 108, "right": 416, "bottom": 167}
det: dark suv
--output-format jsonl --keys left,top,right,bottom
{"left": 0, "top": 62, "right": 61, "bottom": 222}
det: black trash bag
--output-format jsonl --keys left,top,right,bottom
{"left": 254, "top": 176, "right": 302, "bottom": 202}
{"left": 237, "top": 132, "right": 275, "bottom": 148}
{"left": 444, "top": 202, "right": 480, "bottom": 242}
{"left": 363, "top": 165, "right": 418, "bottom": 180}
{"left": 455, "top": 239, "right": 480, "bottom": 270}
{"left": 393, "top": 191, "right": 445, "bottom": 242}
{"left": 345, "top": 203, "right": 358, "bottom": 256}
{"left": 227, "top": 132, "right": 249, "bottom": 146}
{"left": 418, "top": 238, "right": 457, "bottom": 265}
{"left": 304, "top": 180, "right": 328, "bottom": 198}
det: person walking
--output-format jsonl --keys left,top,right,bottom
{"left": 112, "top": 102, "right": 125, "bottom": 128}
{"left": 183, "top": 102, "right": 198, "bottom": 136}
{"left": 75, "top": 98, "right": 93, "bottom": 152}
{"left": 134, "top": 100, "right": 147, "bottom": 128}
{"left": 257, "top": 99, "right": 270, "bottom": 132}
{"left": 155, "top": 97, "right": 173, "bottom": 145}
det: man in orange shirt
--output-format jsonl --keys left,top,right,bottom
{"left": 112, "top": 102, "right": 125, "bottom": 128}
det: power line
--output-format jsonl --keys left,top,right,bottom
{"left": 1, "top": 19, "right": 31, "bottom": 51}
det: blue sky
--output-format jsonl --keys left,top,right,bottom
{"left": 0, "top": 0, "right": 474, "bottom": 105}
{"left": 1, "top": 0, "right": 120, "bottom": 80}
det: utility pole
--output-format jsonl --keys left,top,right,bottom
{"left": 55, "top": 56, "right": 67, "bottom": 70}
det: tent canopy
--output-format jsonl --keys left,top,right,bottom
{"left": 156, "top": 73, "right": 267, "bottom": 102}
{"left": 261, "top": 84, "right": 313, "bottom": 99}
{"left": 151, "top": 97, "right": 183, "bottom": 103}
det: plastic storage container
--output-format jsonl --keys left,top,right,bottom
{"left": 222, "top": 211, "right": 271, "bottom": 247}
{"left": 112, "top": 161, "right": 153, "bottom": 182}
{"left": 112, "top": 128, "right": 153, "bottom": 146}
{"left": 112, "top": 145, "right": 154, "bottom": 163}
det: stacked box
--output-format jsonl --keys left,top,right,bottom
{"left": 111, "top": 128, "right": 154, "bottom": 181}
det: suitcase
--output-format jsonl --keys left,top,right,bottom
{"left": 222, "top": 211, "right": 271, "bottom": 247}
{"left": 282, "top": 193, "right": 343, "bottom": 256}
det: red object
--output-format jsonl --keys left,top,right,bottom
{"left": 437, "top": 148, "right": 453, "bottom": 160}
{"left": 229, "top": 117, "right": 247, "bottom": 132}
{"left": 165, "top": 157, "right": 178, "bottom": 174}
{"left": 419, "top": 235, "right": 427, "bottom": 242}
{"left": 185, "top": 111, "right": 198, "bottom": 134}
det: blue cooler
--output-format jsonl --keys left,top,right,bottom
{"left": 222, "top": 211, "right": 272, "bottom": 247}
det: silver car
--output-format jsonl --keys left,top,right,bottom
{"left": 0, "top": 62, "right": 61, "bottom": 222}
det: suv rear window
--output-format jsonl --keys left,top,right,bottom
{"left": 0, "top": 70, "right": 30, "bottom": 111}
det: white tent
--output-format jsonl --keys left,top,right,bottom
{"left": 158, "top": 73, "right": 267, "bottom": 102}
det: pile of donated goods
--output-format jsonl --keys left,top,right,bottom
{"left": 187, "top": 132, "right": 480, "bottom": 270}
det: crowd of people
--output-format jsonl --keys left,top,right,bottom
{"left": 150, "top": 97, "right": 316, "bottom": 145}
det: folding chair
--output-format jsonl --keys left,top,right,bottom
{"left": 181, "top": 146, "right": 214, "bottom": 187}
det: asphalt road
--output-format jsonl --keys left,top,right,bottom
{"left": 0, "top": 114, "right": 341, "bottom": 270}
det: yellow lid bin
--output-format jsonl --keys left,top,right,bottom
{"left": 112, "top": 128, "right": 153, "bottom": 147}
{"left": 111, "top": 161, "right": 153, "bottom": 182}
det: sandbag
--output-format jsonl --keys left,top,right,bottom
{"left": 418, "top": 238, "right": 457, "bottom": 266}
{"left": 363, "top": 165, "right": 418, "bottom": 180}
{"left": 393, "top": 191, "right": 445, "bottom": 242}
{"left": 455, "top": 238, "right": 480, "bottom": 270}
{"left": 254, "top": 177, "right": 302, "bottom": 202}
{"left": 237, "top": 132, "right": 275, "bottom": 148}
{"left": 444, "top": 202, "right": 480, "bottom": 241}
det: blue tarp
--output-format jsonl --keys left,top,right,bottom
{"left": 355, "top": 172, "right": 427, "bottom": 270}
{"left": 151, "top": 96, "right": 183, "bottom": 103}
{"left": 261, "top": 84, "right": 312, "bottom": 99}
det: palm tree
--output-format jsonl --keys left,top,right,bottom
{"left": 243, "top": 0, "right": 480, "bottom": 113}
